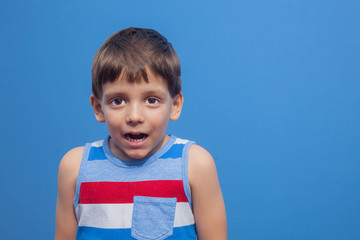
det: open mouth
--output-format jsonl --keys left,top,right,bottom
{"left": 124, "top": 133, "right": 148, "bottom": 142}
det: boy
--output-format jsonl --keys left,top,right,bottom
{"left": 55, "top": 27, "right": 227, "bottom": 240}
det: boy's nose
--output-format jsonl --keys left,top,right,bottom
{"left": 126, "top": 103, "right": 144, "bottom": 124}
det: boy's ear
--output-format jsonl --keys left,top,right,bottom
{"left": 90, "top": 94, "right": 105, "bottom": 123}
{"left": 169, "top": 92, "right": 184, "bottom": 121}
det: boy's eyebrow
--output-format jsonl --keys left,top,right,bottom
{"left": 103, "top": 89, "right": 167, "bottom": 99}
{"left": 103, "top": 91, "right": 128, "bottom": 99}
{"left": 142, "top": 90, "right": 167, "bottom": 97}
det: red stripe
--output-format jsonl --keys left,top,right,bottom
{"left": 79, "top": 180, "right": 188, "bottom": 204}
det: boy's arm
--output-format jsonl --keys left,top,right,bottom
{"left": 55, "top": 147, "right": 83, "bottom": 240}
{"left": 189, "top": 145, "right": 227, "bottom": 240}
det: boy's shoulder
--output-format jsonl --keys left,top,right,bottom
{"left": 58, "top": 146, "right": 84, "bottom": 180}
{"left": 61, "top": 146, "right": 84, "bottom": 164}
{"left": 188, "top": 144, "right": 215, "bottom": 170}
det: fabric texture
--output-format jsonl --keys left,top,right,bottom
{"left": 74, "top": 135, "right": 197, "bottom": 240}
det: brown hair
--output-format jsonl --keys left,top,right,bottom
{"left": 91, "top": 27, "right": 181, "bottom": 98}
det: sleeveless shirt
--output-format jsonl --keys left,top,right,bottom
{"left": 73, "top": 135, "right": 197, "bottom": 240}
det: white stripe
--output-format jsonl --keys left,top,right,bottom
{"left": 174, "top": 202, "right": 196, "bottom": 226}
{"left": 75, "top": 202, "right": 194, "bottom": 229}
{"left": 174, "top": 138, "right": 188, "bottom": 144}
{"left": 91, "top": 140, "right": 104, "bottom": 147}
{"left": 76, "top": 203, "right": 133, "bottom": 228}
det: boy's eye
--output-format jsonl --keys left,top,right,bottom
{"left": 146, "top": 98, "right": 159, "bottom": 104}
{"left": 111, "top": 98, "right": 124, "bottom": 105}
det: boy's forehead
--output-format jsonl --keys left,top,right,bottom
{"left": 102, "top": 69, "right": 170, "bottom": 95}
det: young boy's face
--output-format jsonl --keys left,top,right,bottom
{"left": 91, "top": 69, "right": 183, "bottom": 161}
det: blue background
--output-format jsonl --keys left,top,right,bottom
{"left": 1, "top": 0, "right": 359, "bottom": 239}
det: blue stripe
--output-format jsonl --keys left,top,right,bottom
{"left": 88, "top": 147, "right": 107, "bottom": 161}
{"left": 76, "top": 227, "right": 131, "bottom": 240}
{"left": 171, "top": 225, "right": 197, "bottom": 239}
{"left": 76, "top": 225, "right": 197, "bottom": 240}
{"left": 160, "top": 144, "right": 184, "bottom": 159}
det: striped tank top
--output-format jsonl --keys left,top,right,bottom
{"left": 74, "top": 135, "right": 197, "bottom": 239}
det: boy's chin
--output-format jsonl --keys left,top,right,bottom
{"left": 123, "top": 150, "right": 150, "bottom": 161}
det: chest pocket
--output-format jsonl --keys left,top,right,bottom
{"left": 131, "top": 196, "right": 177, "bottom": 240}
